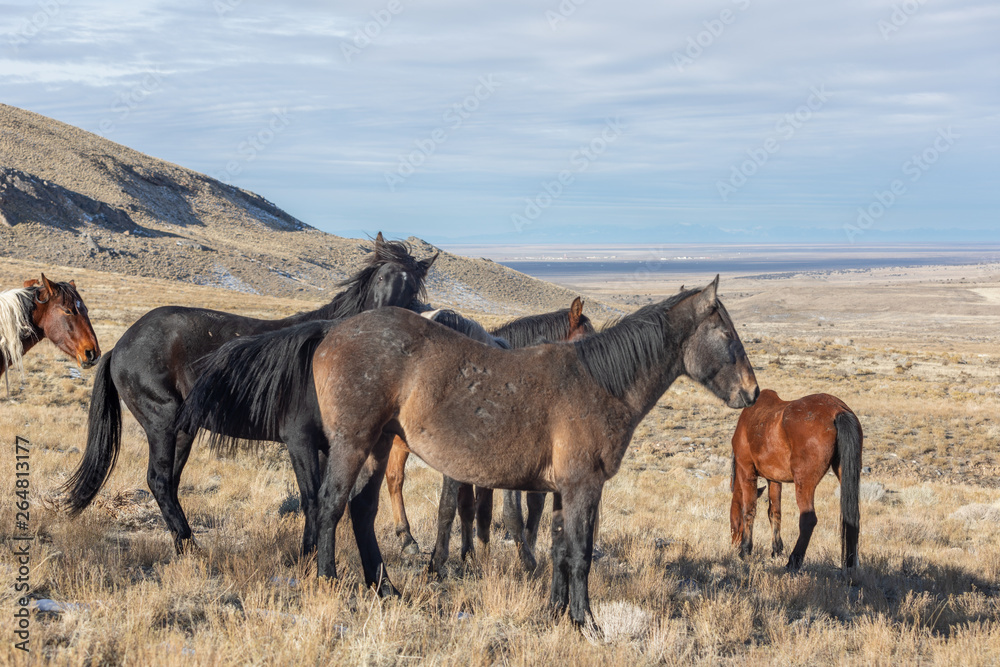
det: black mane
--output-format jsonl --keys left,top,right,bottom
{"left": 289, "top": 238, "right": 427, "bottom": 325}
{"left": 490, "top": 309, "right": 591, "bottom": 349}
{"left": 573, "top": 289, "right": 698, "bottom": 399}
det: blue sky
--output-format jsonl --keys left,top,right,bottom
{"left": 1, "top": 0, "right": 997, "bottom": 245}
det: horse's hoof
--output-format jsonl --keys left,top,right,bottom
{"left": 785, "top": 557, "right": 803, "bottom": 573}
{"left": 518, "top": 550, "right": 538, "bottom": 574}
{"left": 374, "top": 581, "right": 401, "bottom": 598}
{"left": 402, "top": 540, "right": 421, "bottom": 556}
{"left": 174, "top": 537, "right": 201, "bottom": 555}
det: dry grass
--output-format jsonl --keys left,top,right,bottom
{"left": 2, "top": 260, "right": 999, "bottom": 665}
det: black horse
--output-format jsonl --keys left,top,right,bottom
{"left": 64, "top": 234, "right": 436, "bottom": 563}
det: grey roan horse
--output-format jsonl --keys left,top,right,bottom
{"left": 177, "top": 277, "right": 758, "bottom": 630}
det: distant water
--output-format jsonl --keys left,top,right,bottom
{"left": 499, "top": 250, "right": 1000, "bottom": 280}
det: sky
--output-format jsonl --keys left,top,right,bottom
{"left": 0, "top": 0, "right": 997, "bottom": 246}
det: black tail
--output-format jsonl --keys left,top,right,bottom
{"left": 175, "top": 320, "right": 336, "bottom": 452}
{"left": 63, "top": 350, "right": 122, "bottom": 515}
{"left": 835, "top": 411, "right": 863, "bottom": 570}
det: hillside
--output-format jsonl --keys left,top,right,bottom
{"left": 0, "top": 104, "right": 615, "bottom": 317}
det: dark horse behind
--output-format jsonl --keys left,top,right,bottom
{"left": 63, "top": 234, "right": 436, "bottom": 559}
{"left": 177, "top": 277, "right": 758, "bottom": 631}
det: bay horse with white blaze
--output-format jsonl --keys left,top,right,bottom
{"left": 63, "top": 234, "right": 436, "bottom": 558}
{"left": 176, "top": 277, "right": 756, "bottom": 629}
{"left": 730, "top": 389, "right": 862, "bottom": 572}
{"left": 0, "top": 274, "right": 100, "bottom": 382}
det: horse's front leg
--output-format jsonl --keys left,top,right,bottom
{"left": 549, "top": 492, "right": 569, "bottom": 613}
{"left": 767, "top": 481, "right": 784, "bottom": 557}
{"left": 730, "top": 466, "right": 757, "bottom": 558}
{"left": 562, "top": 484, "right": 603, "bottom": 634}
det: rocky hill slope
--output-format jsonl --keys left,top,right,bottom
{"left": 0, "top": 104, "right": 616, "bottom": 317}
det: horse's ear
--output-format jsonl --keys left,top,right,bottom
{"left": 23, "top": 279, "right": 39, "bottom": 288}
{"left": 569, "top": 297, "right": 583, "bottom": 327}
{"left": 694, "top": 275, "right": 719, "bottom": 316}
{"left": 420, "top": 252, "right": 439, "bottom": 273}
{"left": 374, "top": 231, "right": 385, "bottom": 247}
{"left": 69, "top": 280, "right": 76, "bottom": 287}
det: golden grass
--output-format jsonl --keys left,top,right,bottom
{"left": 1, "top": 260, "right": 998, "bottom": 665}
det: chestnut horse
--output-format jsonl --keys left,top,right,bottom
{"left": 0, "top": 274, "right": 100, "bottom": 383}
{"left": 730, "top": 389, "right": 862, "bottom": 572}
{"left": 386, "top": 298, "right": 594, "bottom": 572}
{"left": 179, "top": 277, "right": 757, "bottom": 629}
{"left": 64, "top": 234, "right": 436, "bottom": 557}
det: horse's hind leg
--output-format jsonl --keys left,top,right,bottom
{"left": 146, "top": 424, "right": 194, "bottom": 554}
{"left": 521, "top": 491, "right": 545, "bottom": 572}
{"left": 429, "top": 476, "right": 463, "bottom": 574}
{"left": 786, "top": 478, "right": 820, "bottom": 572}
{"left": 285, "top": 437, "right": 321, "bottom": 556}
{"left": 385, "top": 440, "right": 420, "bottom": 555}
{"left": 348, "top": 442, "right": 399, "bottom": 597}
{"left": 767, "top": 481, "right": 784, "bottom": 557}
{"left": 474, "top": 486, "right": 493, "bottom": 553}
{"left": 316, "top": 447, "right": 370, "bottom": 580}
{"left": 458, "top": 483, "right": 476, "bottom": 562}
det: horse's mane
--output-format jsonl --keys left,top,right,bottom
{"left": 0, "top": 288, "right": 33, "bottom": 374}
{"left": 291, "top": 238, "right": 428, "bottom": 324}
{"left": 424, "top": 309, "right": 510, "bottom": 349}
{"left": 490, "top": 309, "right": 592, "bottom": 349}
{"left": 573, "top": 289, "right": 699, "bottom": 399}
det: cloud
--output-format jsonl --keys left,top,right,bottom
{"left": 0, "top": 0, "right": 997, "bottom": 242}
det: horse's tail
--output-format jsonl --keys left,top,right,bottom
{"left": 835, "top": 410, "right": 863, "bottom": 569}
{"left": 175, "top": 320, "right": 336, "bottom": 452}
{"left": 63, "top": 350, "right": 122, "bottom": 515}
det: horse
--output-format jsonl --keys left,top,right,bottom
{"left": 63, "top": 233, "right": 437, "bottom": 560}
{"left": 730, "top": 389, "right": 862, "bottom": 572}
{"left": 384, "top": 298, "right": 595, "bottom": 574}
{"left": 0, "top": 274, "right": 100, "bottom": 384}
{"left": 179, "top": 277, "right": 757, "bottom": 629}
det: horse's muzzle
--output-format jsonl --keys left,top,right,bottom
{"left": 80, "top": 348, "right": 101, "bottom": 369}
{"left": 729, "top": 385, "right": 759, "bottom": 409}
